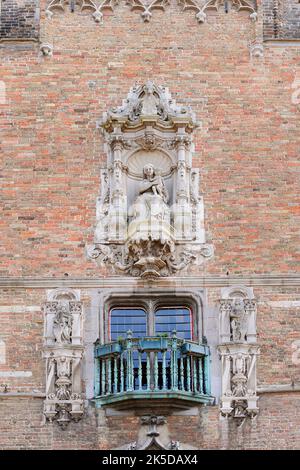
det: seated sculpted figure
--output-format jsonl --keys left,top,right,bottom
{"left": 140, "top": 164, "right": 168, "bottom": 204}
{"left": 129, "top": 164, "right": 171, "bottom": 241}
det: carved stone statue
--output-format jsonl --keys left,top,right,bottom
{"left": 53, "top": 305, "right": 73, "bottom": 344}
{"left": 141, "top": 81, "right": 159, "bottom": 115}
{"left": 230, "top": 298, "right": 247, "bottom": 342}
{"left": 139, "top": 164, "right": 168, "bottom": 204}
{"left": 129, "top": 164, "right": 170, "bottom": 242}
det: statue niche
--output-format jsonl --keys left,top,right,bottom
{"left": 87, "top": 81, "right": 214, "bottom": 278}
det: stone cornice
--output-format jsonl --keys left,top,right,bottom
{"left": 0, "top": 275, "right": 300, "bottom": 289}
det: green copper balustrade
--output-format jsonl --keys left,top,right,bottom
{"left": 94, "top": 331, "right": 213, "bottom": 407}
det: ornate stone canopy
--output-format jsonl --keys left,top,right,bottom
{"left": 87, "top": 81, "right": 214, "bottom": 279}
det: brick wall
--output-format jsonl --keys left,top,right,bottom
{"left": 263, "top": 0, "right": 300, "bottom": 39}
{"left": 1, "top": 5, "right": 300, "bottom": 277}
{"left": 0, "top": 395, "right": 300, "bottom": 449}
{"left": 0, "top": 2, "right": 300, "bottom": 450}
{"left": 279, "top": 0, "right": 300, "bottom": 38}
{"left": 0, "top": 0, "right": 39, "bottom": 40}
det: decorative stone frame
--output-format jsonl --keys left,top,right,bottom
{"left": 87, "top": 81, "right": 213, "bottom": 279}
{"left": 42, "top": 288, "right": 84, "bottom": 428}
{"left": 103, "top": 293, "right": 203, "bottom": 344}
{"left": 218, "top": 286, "right": 259, "bottom": 420}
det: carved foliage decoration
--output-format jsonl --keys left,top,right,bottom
{"left": 46, "top": 0, "right": 257, "bottom": 23}
{"left": 126, "top": 0, "right": 170, "bottom": 23}
{"left": 178, "top": 0, "right": 258, "bottom": 23}
{"left": 46, "top": 0, "right": 119, "bottom": 23}
{"left": 218, "top": 287, "right": 259, "bottom": 421}
{"left": 43, "top": 289, "right": 84, "bottom": 428}
{"left": 125, "top": 416, "right": 181, "bottom": 450}
{"left": 87, "top": 81, "right": 214, "bottom": 279}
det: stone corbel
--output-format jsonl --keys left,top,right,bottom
{"left": 218, "top": 344, "right": 260, "bottom": 420}
{"left": 249, "top": 42, "right": 264, "bottom": 59}
{"left": 40, "top": 43, "right": 53, "bottom": 56}
{"left": 43, "top": 289, "right": 84, "bottom": 428}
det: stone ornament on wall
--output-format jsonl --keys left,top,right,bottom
{"left": 87, "top": 81, "right": 214, "bottom": 279}
{"left": 45, "top": 0, "right": 118, "bottom": 23}
{"left": 43, "top": 289, "right": 84, "bottom": 428}
{"left": 120, "top": 415, "right": 184, "bottom": 450}
{"left": 45, "top": 0, "right": 258, "bottom": 23}
{"left": 178, "top": 0, "right": 258, "bottom": 24}
{"left": 218, "top": 286, "right": 260, "bottom": 420}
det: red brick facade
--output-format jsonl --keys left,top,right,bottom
{"left": 0, "top": 1, "right": 300, "bottom": 449}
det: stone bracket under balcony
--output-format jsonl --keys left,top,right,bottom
{"left": 93, "top": 332, "right": 214, "bottom": 411}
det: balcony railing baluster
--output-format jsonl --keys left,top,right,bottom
{"left": 126, "top": 330, "right": 133, "bottom": 391}
{"left": 101, "top": 360, "right": 105, "bottom": 395}
{"left": 198, "top": 357, "right": 203, "bottom": 394}
{"left": 154, "top": 352, "right": 158, "bottom": 391}
{"left": 171, "top": 330, "right": 178, "bottom": 391}
{"left": 193, "top": 357, "right": 197, "bottom": 393}
{"left": 204, "top": 355, "right": 211, "bottom": 395}
{"left": 180, "top": 357, "right": 184, "bottom": 391}
{"left": 107, "top": 358, "right": 112, "bottom": 394}
{"left": 187, "top": 356, "right": 191, "bottom": 392}
{"left": 162, "top": 351, "right": 167, "bottom": 390}
{"left": 146, "top": 353, "right": 151, "bottom": 391}
{"left": 94, "top": 357, "right": 100, "bottom": 397}
{"left": 120, "top": 353, "right": 124, "bottom": 393}
{"left": 138, "top": 352, "right": 142, "bottom": 391}
{"left": 114, "top": 357, "right": 118, "bottom": 394}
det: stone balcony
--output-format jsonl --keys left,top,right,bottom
{"left": 93, "top": 331, "right": 213, "bottom": 410}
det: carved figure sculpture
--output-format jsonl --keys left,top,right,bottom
{"left": 230, "top": 298, "right": 247, "bottom": 342}
{"left": 129, "top": 164, "right": 170, "bottom": 243}
{"left": 56, "top": 356, "right": 71, "bottom": 378}
{"left": 53, "top": 305, "right": 73, "bottom": 344}
{"left": 141, "top": 81, "right": 159, "bottom": 115}
{"left": 139, "top": 164, "right": 169, "bottom": 204}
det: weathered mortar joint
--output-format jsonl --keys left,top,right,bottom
{"left": 218, "top": 286, "right": 260, "bottom": 421}
{"left": 42, "top": 288, "right": 84, "bottom": 428}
